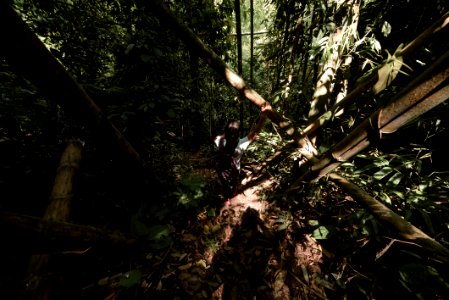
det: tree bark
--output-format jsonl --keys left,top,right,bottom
{"left": 308, "top": 27, "right": 344, "bottom": 121}
{"left": 234, "top": 0, "right": 244, "bottom": 135}
{"left": 250, "top": 0, "right": 254, "bottom": 86}
{"left": 22, "top": 140, "right": 83, "bottom": 300}
{"left": 308, "top": 0, "right": 361, "bottom": 141}
{"left": 334, "top": 0, "right": 361, "bottom": 117}
{"left": 44, "top": 139, "right": 83, "bottom": 222}
{"left": 328, "top": 173, "right": 449, "bottom": 264}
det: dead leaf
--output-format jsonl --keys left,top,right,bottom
{"left": 182, "top": 233, "right": 197, "bottom": 241}
{"left": 178, "top": 263, "right": 192, "bottom": 270}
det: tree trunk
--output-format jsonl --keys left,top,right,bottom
{"left": 328, "top": 173, "right": 449, "bottom": 264}
{"left": 0, "top": 212, "right": 138, "bottom": 252}
{"left": 250, "top": 0, "right": 254, "bottom": 86}
{"left": 308, "top": 27, "right": 344, "bottom": 122}
{"left": 2, "top": 211, "right": 137, "bottom": 299}
{"left": 44, "top": 139, "right": 83, "bottom": 222}
{"left": 334, "top": 0, "right": 361, "bottom": 117}
{"left": 248, "top": 0, "right": 256, "bottom": 119}
{"left": 308, "top": 0, "right": 361, "bottom": 141}
{"left": 235, "top": 0, "right": 244, "bottom": 136}
{"left": 21, "top": 139, "right": 83, "bottom": 300}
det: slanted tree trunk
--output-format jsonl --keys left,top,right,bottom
{"left": 21, "top": 139, "right": 83, "bottom": 300}
{"left": 303, "top": 9, "right": 449, "bottom": 138}
{"left": 308, "top": 0, "right": 361, "bottom": 141}
{"left": 289, "top": 49, "right": 449, "bottom": 188}
{"left": 328, "top": 173, "right": 449, "bottom": 264}
{"left": 308, "top": 27, "right": 344, "bottom": 123}
{"left": 44, "top": 139, "right": 83, "bottom": 222}
{"left": 148, "top": 0, "right": 318, "bottom": 160}
{"left": 334, "top": 0, "right": 361, "bottom": 117}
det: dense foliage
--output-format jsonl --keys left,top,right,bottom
{"left": 1, "top": 0, "right": 449, "bottom": 299}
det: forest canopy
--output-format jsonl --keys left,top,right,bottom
{"left": 1, "top": 0, "right": 449, "bottom": 299}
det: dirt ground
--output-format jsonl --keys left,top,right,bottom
{"left": 134, "top": 164, "right": 342, "bottom": 300}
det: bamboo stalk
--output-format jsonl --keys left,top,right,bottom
{"left": 328, "top": 173, "right": 449, "bottom": 264}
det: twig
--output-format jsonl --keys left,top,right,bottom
{"left": 288, "top": 270, "right": 327, "bottom": 300}
{"left": 345, "top": 263, "right": 372, "bottom": 282}
{"left": 376, "top": 237, "right": 424, "bottom": 260}
{"left": 153, "top": 242, "right": 173, "bottom": 267}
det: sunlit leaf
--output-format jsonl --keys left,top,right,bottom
{"left": 373, "top": 166, "right": 394, "bottom": 180}
{"left": 308, "top": 220, "right": 319, "bottom": 226}
{"left": 148, "top": 224, "right": 168, "bottom": 237}
{"left": 381, "top": 192, "right": 392, "bottom": 205}
{"left": 312, "top": 226, "right": 329, "bottom": 239}
{"left": 381, "top": 21, "right": 392, "bottom": 37}
{"left": 373, "top": 51, "right": 403, "bottom": 94}
{"left": 373, "top": 40, "right": 381, "bottom": 53}
{"left": 387, "top": 171, "right": 403, "bottom": 186}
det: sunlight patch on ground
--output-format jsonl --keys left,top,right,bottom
{"left": 201, "top": 177, "right": 274, "bottom": 272}
{"left": 186, "top": 173, "right": 334, "bottom": 298}
{"left": 225, "top": 178, "right": 274, "bottom": 216}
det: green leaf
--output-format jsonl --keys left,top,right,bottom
{"left": 148, "top": 224, "right": 171, "bottom": 241}
{"left": 151, "top": 236, "right": 172, "bottom": 250}
{"left": 308, "top": 220, "right": 319, "bottom": 226}
{"left": 387, "top": 171, "right": 403, "bottom": 186}
{"left": 130, "top": 217, "right": 151, "bottom": 237}
{"left": 153, "top": 47, "right": 163, "bottom": 57}
{"left": 373, "top": 166, "right": 394, "bottom": 180}
{"left": 380, "top": 192, "right": 392, "bottom": 205}
{"left": 140, "top": 54, "right": 152, "bottom": 63}
{"left": 418, "top": 209, "right": 435, "bottom": 236}
{"left": 167, "top": 108, "right": 177, "bottom": 118}
{"left": 312, "top": 226, "right": 329, "bottom": 239}
{"left": 147, "top": 225, "right": 173, "bottom": 250}
{"left": 119, "top": 269, "right": 142, "bottom": 288}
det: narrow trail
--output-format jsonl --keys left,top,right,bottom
{"left": 140, "top": 162, "right": 332, "bottom": 299}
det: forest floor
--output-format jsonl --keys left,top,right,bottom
{"left": 112, "top": 155, "right": 411, "bottom": 300}
{"left": 131, "top": 153, "right": 449, "bottom": 300}
{"left": 4, "top": 147, "right": 448, "bottom": 300}
{"left": 138, "top": 163, "right": 336, "bottom": 300}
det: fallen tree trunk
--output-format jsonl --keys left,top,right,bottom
{"left": 328, "top": 173, "right": 449, "bottom": 264}
{"left": 2, "top": 211, "right": 138, "bottom": 299}
{"left": 0, "top": 212, "right": 138, "bottom": 251}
